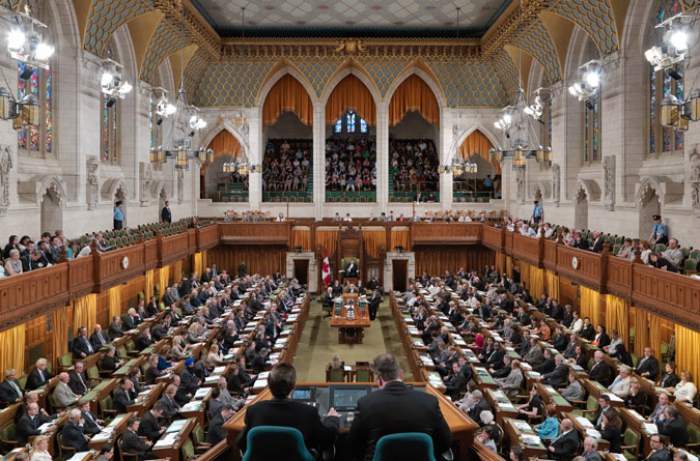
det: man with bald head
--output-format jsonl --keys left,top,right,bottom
{"left": 54, "top": 372, "right": 81, "bottom": 407}
{"left": 17, "top": 402, "right": 54, "bottom": 445}
{"left": 547, "top": 418, "right": 579, "bottom": 460}
{"left": 26, "top": 358, "right": 54, "bottom": 391}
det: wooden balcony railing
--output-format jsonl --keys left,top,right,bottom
{"left": 1, "top": 221, "right": 699, "bottom": 332}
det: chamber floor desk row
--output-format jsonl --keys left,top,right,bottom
{"left": 223, "top": 382, "right": 478, "bottom": 460}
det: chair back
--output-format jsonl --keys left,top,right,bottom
{"left": 59, "top": 352, "right": 73, "bottom": 368}
{"left": 241, "top": 426, "right": 315, "bottom": 461}
{"left": 622, "top": 428, "right": 640, "bottom": 451}
{"left": 371, "top": 432, "right": 437, "bottom": 461}
{"left": 181, "top": 438, "right": 195, "bottom": 458}
{"left": 329, "top": 369, "right": 345, "bottom": 383}
{"left": 586, "top": 396, "right": 598, "bottom": 412}
{"left": 0, "top": 423, "right": 16, "bottom": 442}
{"left": 355, "top": 368, "right": 373, "bottom": 383}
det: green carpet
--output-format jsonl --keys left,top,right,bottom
{"left": 293, "top": 298, "right": 410, "bottom": 382}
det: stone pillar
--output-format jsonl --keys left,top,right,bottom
{"left": 313, "top": 104, "right": 326, "bottom": 220}
{"left": 248, "top": 111, "right": 262, "bottom": 208}
{"left": 383, "top": 251, "right": 416, "bottom": 292}
{"left": 440, "top": 172, "right": 453, "bottom": 210}
{"left": 286, "top": 251, "right": 319, "bottom": 292}
{"left": 376, "top": 103, "right": 389, "bottom": 211}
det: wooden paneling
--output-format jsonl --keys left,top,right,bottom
{"left": 68, "top": 256, "right": 94, "bottom": 299}
{"left": 543, "top": 239, "right": 557, "bottom": 271}
{"left": 160, "top": 233, "right": 191, "bottom": 266}
{"left": 411, "top": 223, "right": 481, "bottom": 245}
{"left": 632, "top": 264, "right": 700, "bottom": 330}
{"left": 414, "top": 246, "right": 495, "bottom": 277}
{"left": 143, "top": 239, "right": 159, "bottom": 271}
{"left": 555, "top": 246, "right": 604, "bottom": 291}
{"left": 95, "top": 245, "right": 147, "bottom": 291}
{"left": 197, "top": 225, "right": 219, "bottom": 252}
{"left": 606, "top": 257, "right": 634, "bottom": 300}
{"left": 482, "top": 226, "right": 503, "bottom": 252}
{"left": 207, "top": 246, "right": 288, "bottom": 278}
{"left": 511, "top": 233, "right": 542, "bottom": 268}
{"left": 219, "top": 223, "right": 290, "bottom": 246}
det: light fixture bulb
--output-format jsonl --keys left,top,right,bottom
{"left": 118, "top": 82, "right": 133, "bottom": 95}
{"left": 584, "top": 70, "right": 601, "bottom": 88}
{"left": 494, "top": 120, "right": 502, "bottom": 130}
{"left": 34, "top": 42, "right": 54, "bottom": 60}
{"left": 100, "top": 72, "right": 113, "bottom": 87}
{"left": 7, "top": 28, "right": 25, "bottom": 53}
{"left": 503, "top": 114, "right": 512, "bottom": 124}
{"left": 670, "top": 29, "right": 688, "bottom": 52}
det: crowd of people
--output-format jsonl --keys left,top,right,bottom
{"left": 262, "top": 139, "right": 312, "bottom": 192}
{"left": 0, "top": 264, "right": 307, "bottom": 459}
{"left": 398, "top": 266, "right": 695, "bottom": 460}
{"left": 325, "top": 137, "right": 377, "bottom": 192}
{"left": 389, "top": 138, "right": 439, "bottom": 192}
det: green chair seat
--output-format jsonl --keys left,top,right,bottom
{"left": 372, "top": 432, "right": 437, "bottom": 461}
{"left": 242, "top": 426, "right": 315, "bottom": 461}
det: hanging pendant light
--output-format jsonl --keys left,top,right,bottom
{"left": 175, "top": 148, "right": 189, "bottom": 170}
{"left": 19, "top": 93, "right": 40, "bottom": 127}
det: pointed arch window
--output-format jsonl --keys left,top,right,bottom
{"left": 101, "top": 46, "right": 118, "bottom": 165}
{"left": 649, "top": 62, "right": 684, "bottom": 155}
{"left": 583, "top": 91, "right": 601, "bottom": 165}
{"left": 333, "top": 110, "right": 368, "bottom": 134}
{"left": 17, "top": 4, "right": 52, "bottom": 157}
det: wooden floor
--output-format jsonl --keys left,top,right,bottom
{"left": 294, "top": 298, "right": 410, "bottom": 382}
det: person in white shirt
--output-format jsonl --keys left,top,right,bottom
{"left": 604, "top": 330, "right": 622, "bottom": 356}
{"left": 276, "top": 213, "right": 285, "bottom": 222}
{"left": 608, "top": 366, "right": 631, "bottom": 398}
{"left": 29, "top": 435, "right": 52, "bottom": 461}
{"left": 674, "top": 371, "right": 698, "bottom": 403}
{"left": 570, "top": 311, "right": 584, "bottom": 335}
{"left": 343, "top": 213, "right": 352, "bottom": 222}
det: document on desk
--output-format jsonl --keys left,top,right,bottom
{"left": 154, "top": 433, "right": 179, "bottom": 448}
{"left": 521, "top": 434, "right": 542, "bottom": 446}
{"left": 38, "top": 422, "right": 53, "bottom": 434}
{"left": 166, "top": 419, "right": 188, "bottom": 433}
{"left": 643, "top": 423, "right": 659, "bottom": 434}
{"left": 181, "top": 401, "right": 202, "bottom": 412}
{"left": 69, "top": 452, "right": 93, "bottom": 461}
{"left": 213, "top": 366, "right": 226, "bottom": 374}
{"left": 193, "top": 388, "right": 210, "bottom": 400}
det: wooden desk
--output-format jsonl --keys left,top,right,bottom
{"left": 78, "top": 379, "right": 118, "bottom": 415}
{"left": 88, "top": 412, "right": 136, "bottom": 451}
{"left": 565, "top": 412, "right": 610, "bottom": 451}
{"left": 484, "top": 388, "right": 518, "bottom": 426}
{"left": 112, "top": 356, "right": 148, "bottom": 378}
{"left": 536, "top": 383, "right": 574, "bottom": 413}
{"left": 330, "top": 305, "right": 371, "bottom": 344}
{"left": 180, "top": 388, "right": 213, "bottom": 427}
{"left": 675, "top": 401, "right": 700, "bottom": 428}
{"left": 1, "top": 447, "right": 29, "bottom": 460}
{"left": 503, "top": 417, "right": 547, "bottom": 458}
{"left": 472, "top": 365, "right": 499, "bottom": 390}
{"left": 224, "top": 382, "right": 478, "bottom": 461}
{"left": 151, "top": 417, "right": 197, "bottom": 461}
{"left": 126, "top": 382, "right": 166, "bottom": 416}
{"left": 582, "top": 379, "right": 625, "bottom": 408}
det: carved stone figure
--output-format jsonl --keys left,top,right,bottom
{"left": 177, "top": 169, "right": 184, "bottom": 203}
{"left": 86, "top": 158, "right": 99, "bottom": 210}
{"left": 691, "top": 155, "right": 700, "bottom": 217}
{"left": 0, "top": 146, "right": 12, "bottom": 215}
{"left": 552, "top": 163, "right": 560, "bottom": 207}
{"left": 603, "top": 156, "right": 615, "bottom": 211}
{"left": 140, "top": 162, "right": 153, "bottom": 206}
{"left": 515, "top": 166, "right": 525, "bottom": 204}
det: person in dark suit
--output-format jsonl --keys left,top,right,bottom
{"left": 138, "top": 403, "right": 166, "bottom": 442}
{"left": 368, "top": 290, "right": 381, "bottom": 321}
{"left": 122, "top": 416, "right": 153, "bottom": 460}
{"left": 238, "top": 262, "right": 247, "bottom": 278}
{"left": 100, "top": 347, "right": 122, "bottom": 373}
{"left": 25, "top": 358, "right": 54, "bottom": 391}
{"left": 16, "top": 403, "right": 54, "bottom": 445}
{"left": 179, "top": 358, "right": 201, "bottom": 396}
{"left": 656, "top": 406, "right": 688, "bottom": 448}
{"left": 635, "top": 347, "right": 661, "bottom": 381}
{"left": 588, "top": 351, "right": 611, "bottom": 386}
{"left": 207, "top": 404, "right": 236, "bottom": 444}
{"left": 344, "top": 259, "right": 358, "bottom": 278}
{"left": 89, "top": 324, "right": 111, "bottom": 350}
{"left": 647, "top": 434, "right": 672, "bottom": 461}
{"left": 539, "top": 355, "right": 569, "bottom": 386}
{"left": 467, "top": 390, "right": 490, "bottom": 424}
{"left": 546, "top": 418, "right": 579, "bottom": 461}
{"left": 73, "top": 326, "right": 96, "bottom": 358}
{"left": 161, "top": 200, "right": 172, "bottom": 223}
{"left": 62, "top": 409, "right": 90, "bottom": 452}
{"left": 0, "top": 369, "right": 24, "bottom": 404}
{"left": 108, "top": 316, "right": 124, "bottom": 340}
{"left": 349, "top": 354, "right": 451, "bottom": 461}
{"left": 135, "top": 326, "right": 154, "bottom": 351}
{"left": 68, "top": 362, "right": 90, "bottom": 396}
{"left": 113, "top": 378, "right": 136, "bottom": 414}
{"left": 79, "top": 401, "right": 103, "bottom": 435}
{"left": 158, "top": 384, "right": 181, "bottom": 419}
{"left": 590, "top": 232, "right": 605, "bottom": 253}
{"left": 122, "top": 309, "right": 141, "bottom": 331}
{"left": 237, "top": 363, "right": 340, "bottom": 455}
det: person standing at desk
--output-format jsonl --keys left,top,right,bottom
{"left": 348, "top": 353, "right": 451, "bottom": 461}
{"left": 237, "top": 363, "right": 340, "bottom": 455}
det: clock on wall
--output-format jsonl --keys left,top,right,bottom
{"left": 572, "top": 256, "right": 579, "bottom": 270}
{"left": 122, "top": 256, "right": 129, "bottom": 269}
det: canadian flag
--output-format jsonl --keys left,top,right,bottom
{"left": 322, "top": 250, "right": 331, "bottom": 286}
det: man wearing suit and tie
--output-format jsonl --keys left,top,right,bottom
{"left": 158, "top": 384, "right": 181, "bottom": 420}
{"left": 368, "top": 290, "right": 382, "bottom": 321}
{"left": 238, "top": 261, "right": 247, "bottom": 278}
{"left": 161, "top": 200, "right": 172, "bottom": 223}
{"left": 588, "top": 351, "right": 610, "bottom": 386}
{"left": 63, "top": 408, "right": 90, "bottom": 452}
{"left": 344, "top": 259, "right": 358, "bottom": 278}
{"left": 17, "top": 403, "right": 54, "bottom": 445}
{"left": 207, "top": 404, "right": 236, "bottom": 445}
{"left": 79, "top": 401, "right": 103, "bottom": 435}
{"left": 122, "top": 416, "right": 153, "bottom": 460}
{"left": 113, "top": 378, "right": 136, "bottom": 414}
{"left": 108, "top": 316, "right": 124, "bottom": 340}
{"left": 69, "top": 362, "right": 90, "bottom": 396}
{"left": 646, "top": 434, "right": 673, "bottom": 461}
{"left": 0, "top": 369, "right": 24, "bottom": 404}
{"left": 73, "top": 326, "right": 96, "bottom": 358}
{"left": 538, "top": 355, "right": 569, "bottom": 386}
{"left": 26, "top": 358, "right": 54, "bottom": 391}
{"left": 546, "top": 418, "right": 579, "bottom": 461}
{"left": 138, "top": 403, "right": 166, "bottom": 442}
{"left": 635, "top": 347, "right": 660, "bottom": 380}
{"left": 499, "top": 360, "right": 524, "bottom": 399}
{"left": 349, "top": 354, "right": 451, "bottom": 460}
{"left": 54, "top": 372, "right": 80, "bottom": 408}
{"left": 90, "top": 324, "right": 110, "bottom": 350}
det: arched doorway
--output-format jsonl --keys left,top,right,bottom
{"left": 40, "top": 185, "right": 63, "bottom": 235}
{"left": 388, "top": 75, "right": 440, "bottom": 202}
{"left": 325, "top": 75, "right": 377, "bottom": 203}
{"left": 261, "top": 75, "right": 314, "bottom": 203}
{"left": 454, "top": 130, "right": 501, "bottom": 203}
{"left": 114, "top": 186, "right": 127, "bottom": 228}
{"left": 639, "top": 184, "right": 661, "bottom": 241}
{"left": 574, "top": 188, "right": 589, "bottom": 231}
{"left": 202, "top": 131, "right": 246, "bottom": 202}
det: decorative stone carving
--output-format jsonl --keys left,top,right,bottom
{"left": 691, "top": 155, "right": 700, "bottom": 217}
{"left": 86, "top": 157, "right": 99, "bottom": 211}
{"left": 335, "top": 39, "right": 365, "bottom": 54}
{"left": 0, "top": 145, "right": 12, "bottom": 216}
{"left": 552, "top": 163, "right": 560, "bottom": 207}
{"left": 177, "top": 169, "right": 184, "bottom": 204}
{"left": 515, "top": 166, "right": 525, "bottom": 204}
{"left": 383, "top": 252, "right": 416, "bottom": 292}
{"left": 603, "top": 156, "right": 615, "bottom": 211}
{"left": 139, "top": 162, "right": 153, "bottom": 207}
{"left": 533, "top": 186, "right": 543, "bottom": 202}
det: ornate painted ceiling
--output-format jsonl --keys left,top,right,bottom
{"left": 188, "top": 0, "right": 513, "bottom": 37}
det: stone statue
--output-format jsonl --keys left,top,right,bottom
{"left": 0, "top": 146, "right": 12, "bottom": 215}
{"left": 177, "top": 169, "right": 184, "bottom": 203}
{"left": 515, "top": 166, "right": 525, "bottom": 204}
{"left": 552, "top": 163, "right": 560, "bottom": 207}
{"left": 691, "top": 154, "right": 700, "bottom": 217}
{"left": 603, "top": 156, "right": 615, "bottom": 211}
{"left": 140, "top": 162, "right": 153, "bottom": 206}
{"left": 86, "top": 157, "right": 99, "bottom": 210}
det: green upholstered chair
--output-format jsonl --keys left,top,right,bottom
{"left": 372, "top": 433, "right": 437, "bottom": 461}
{"left": 242, "top": 426, "right": 315, "bottom": 461}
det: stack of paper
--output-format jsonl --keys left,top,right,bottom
{"left": 154, "top": 433, "right": 179, "bottom": 449}
{"left": 181, "top": 401, "right": 202, "bottom": 412}
{"left": 643, "top": 423, "right": 659, "bottom": 434}
{"left": 69, "top": 452, "right": 93, "bottom": 461}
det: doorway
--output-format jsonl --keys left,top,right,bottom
{"left": 393, "top": 260, "right": 408, "bottom": 292}
{"left": 294, "top": 259, "right": 309, "bottom": 285}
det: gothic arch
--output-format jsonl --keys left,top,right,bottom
{"left": 256, "top": 62, "right": 317, "bottom": 108}
{"left": 321, "top": 62, "right": 382, "bottom": 108}
{"left": 111, "top": 25, "right": 139, "bottom": 86}
{"left": 531, "top": 182, "right": 551, "bottom": 201}
{"left": 621, "top": 0, "right": 658, "bottom": 57}
{"left": 385, "top": 65, "right": 447, "bottom": 110}
{"left": 576, "top": 178, "right": 601, "bottom": 202}
{"left": 47, "top": 0, "right": 82, "bottom": 55}
{"left": 199, "top": 125, "right": 249, "bottom": 162}
{"left": 447, "top": 125, "right": 502, "bottom": 166}
{"left": 564, "top": 25, "right": 596, "bottom": 84}
{"left": 636, "top": 176, "right": 666, "bottom": 205}
{"left": 17, "top": 175, "right": 66, "bottom": 206}
{"left": 101, "top": 179, "right": 129, "bottom": 202}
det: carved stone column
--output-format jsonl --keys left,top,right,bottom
{"left": 286, "top": 251, "right": 318, "bottom": 293}
{"left": 383, "top": 251, "right": 416, "bottom": 292}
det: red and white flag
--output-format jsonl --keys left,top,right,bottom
{"left": 322, "top": 250, "right": 331, "bottom": 286}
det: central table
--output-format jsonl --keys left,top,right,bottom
{"left": 330, "top": 304, "right": 371, "bottom": 344}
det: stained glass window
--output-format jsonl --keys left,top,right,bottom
{"left": 101, "top": 94, "right": 118, "bottom": 164}
{"left": 334, "top": 119, "right": 342, "bottom": 133}
{"left": 333, "top": 110, "right": 368, "bottom": 134}
{"left": 583, "top": 91, "right": 601, "bottom": 164}
{"left": 346, "top": 112, "right": 356, "bottom": 133}
{"left": 649, "top": 62, "right": 683, "bottom": 155}
{"left": 360, "top": 118, "right": 368, "bottom": 133}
